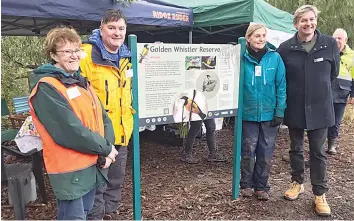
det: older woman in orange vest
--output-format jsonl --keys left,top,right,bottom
{"left": 28, "top": 27, "right": 118, "bottom": 220}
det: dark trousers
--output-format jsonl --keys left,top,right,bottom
{"left": 184, "top": 119, "right": 217, "bottom": 154}
{"left": 328, "top": 103, "right": 347, "bottom": 140}
{"left": 240, "top": 121, "right": 277, "bottom": 192}
{"left": 289, "top": 128, "right": 328, "bottom": 196}
{"left": 57, "top": 188, "right": 96, "bottom": 220}
{"left": 88, "top": 146, "right": 128, "bottom": 220}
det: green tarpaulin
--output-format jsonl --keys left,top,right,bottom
{"left": 163, "top": 0, "right": 296, "bottom": 34}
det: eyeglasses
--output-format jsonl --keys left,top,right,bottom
{"left": 56, "top": 49, "right": 84, "bottom": 57}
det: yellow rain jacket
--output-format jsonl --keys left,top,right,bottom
{"left": 80, "top": 43, "right": 134, "bottom": 146}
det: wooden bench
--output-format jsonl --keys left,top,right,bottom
{"left": 13, "top": 96, "right": 30, "bottom": 114}
{"left": 8, "top": 96, "right": 30, "bottom": 128}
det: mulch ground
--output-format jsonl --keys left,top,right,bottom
{"left": 1, "top": 123, "right": 354, "bottom": 220}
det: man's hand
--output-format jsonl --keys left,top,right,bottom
{"left": 102, "top": 157, "right": 113, "bottom": 169}
{"left": 348, "top": 97, "right": 354, "bottom": 104}
{"left": 108, "top": 145, "right": 118, "bottom": 162}
{"left": 270, "top": 117, "right": 283, "bottom": 127}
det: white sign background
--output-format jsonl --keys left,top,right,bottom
{"left": 137, "top": 43, "right": 240, "bottom": 126}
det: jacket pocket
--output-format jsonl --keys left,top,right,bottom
{"left": 265, "top": 67, "right": 276, "bottom": 85}
{"left": 336, "top": 85, "right": 350, "bottom": 100}
{"left": 71, "top": 171, "right": 85, "bottom": 185}
{"left": 104, "top": 79, "right": 119, "bottom": 112}
{"left": 339, "top": 84, "right": 351, "bottom": 91}
{"left": 105, "top": 80, "right": 109, "bottom": 106}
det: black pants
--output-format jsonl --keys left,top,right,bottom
{"left": 184, "top": 119, "right": 217, "bottom": 154}
{"left": 328, "top": 102, "right": 347, "bottom": 140}
{"left": 289, "top": 128, "right": 328, "bottom": 196}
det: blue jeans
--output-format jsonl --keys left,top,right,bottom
{"left": 240, "top": 121, "right": 277, "bottom": 192}
{"left": 327, "top": 103, "right": 347, "bottom": 139}
{"left": 57, "top": 188, "right": 96, "bottom": 220}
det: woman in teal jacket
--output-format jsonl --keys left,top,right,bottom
{"left": 240, "top": 23, "right": 286, "bottom": 200}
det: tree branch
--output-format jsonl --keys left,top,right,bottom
{"left": 3, "top": 51, "right": 37, "bottom": 69}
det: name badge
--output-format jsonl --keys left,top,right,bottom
{"left": 255, "top": 66, "right": 262, "bottom": 77}
{"left": 314, "top": 57, "right": 324, "bottom": 62}
{"left": 126, "top": 69, "right": 133, "bottom": 78}
{"left": 66, "top": 86, "right": 81, "bottom": 100}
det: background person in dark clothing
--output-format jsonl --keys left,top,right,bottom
{"left": 277, "top": 5, "right": 340, "bottom": 217}
{"left": 180, "top": 119, "right": 226, "bottom": 164}
{"left": 327, "top": 28, "right": 354, "bottom": 154}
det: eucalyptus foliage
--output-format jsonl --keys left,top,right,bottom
{"left": 1, "top": 36, "right": 47, "bottom": 103}
{"left": 266, "top": 0, "right": 354, "bottom": 47}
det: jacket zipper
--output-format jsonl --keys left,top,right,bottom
{"left": 263, "top": 59, "right": 267, "bottom": 85}
{"left": 106, "top": 58, "right": 130, "bottom": 145}
{"left": 105, "top": 80, "right": 109, "bottom": 106}
{"left": 291, "top": 46, "right": 314, "bottom": 114}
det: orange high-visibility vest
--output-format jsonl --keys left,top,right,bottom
{"left": 29, "top": 77, "right": 104, "bottom": 174}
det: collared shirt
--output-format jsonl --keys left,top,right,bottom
{"left": 297, "top": 33, "right": 317, "bottom": 53}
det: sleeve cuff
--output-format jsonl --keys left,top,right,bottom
{"left": 275, "top": 109, "right": 285, "bottom": 118}
{"left": 101, "top": 140, "right": 113, "bottom": 156}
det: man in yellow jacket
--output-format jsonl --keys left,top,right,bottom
{"left": 327, "top": 28, "right": 354, "bottom": 154}
{"left": 80, "top": 9, "right": 134, "bottom": 220}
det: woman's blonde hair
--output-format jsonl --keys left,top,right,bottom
{"left": 44, "top": 27, "right": 81, "bottom": 58}
{"left": 245, "top": 23, "right": 267, "bottom": 39}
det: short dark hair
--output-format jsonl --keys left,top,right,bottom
{"left": 101, "top": 9, "right": 127, "bottom": 25}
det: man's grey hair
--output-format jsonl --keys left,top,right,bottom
{"left": 293, "top": 5, "right": 319, "bottom": 25}
{"left": 333, "top": 28, "right": 348, "bottom": 40}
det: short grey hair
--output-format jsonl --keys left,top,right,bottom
{"left": 293, "top": 5, "right": 319, "bottom": 25}
{"left": 333, "top": 28, "right": 348, "bottom": 40}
